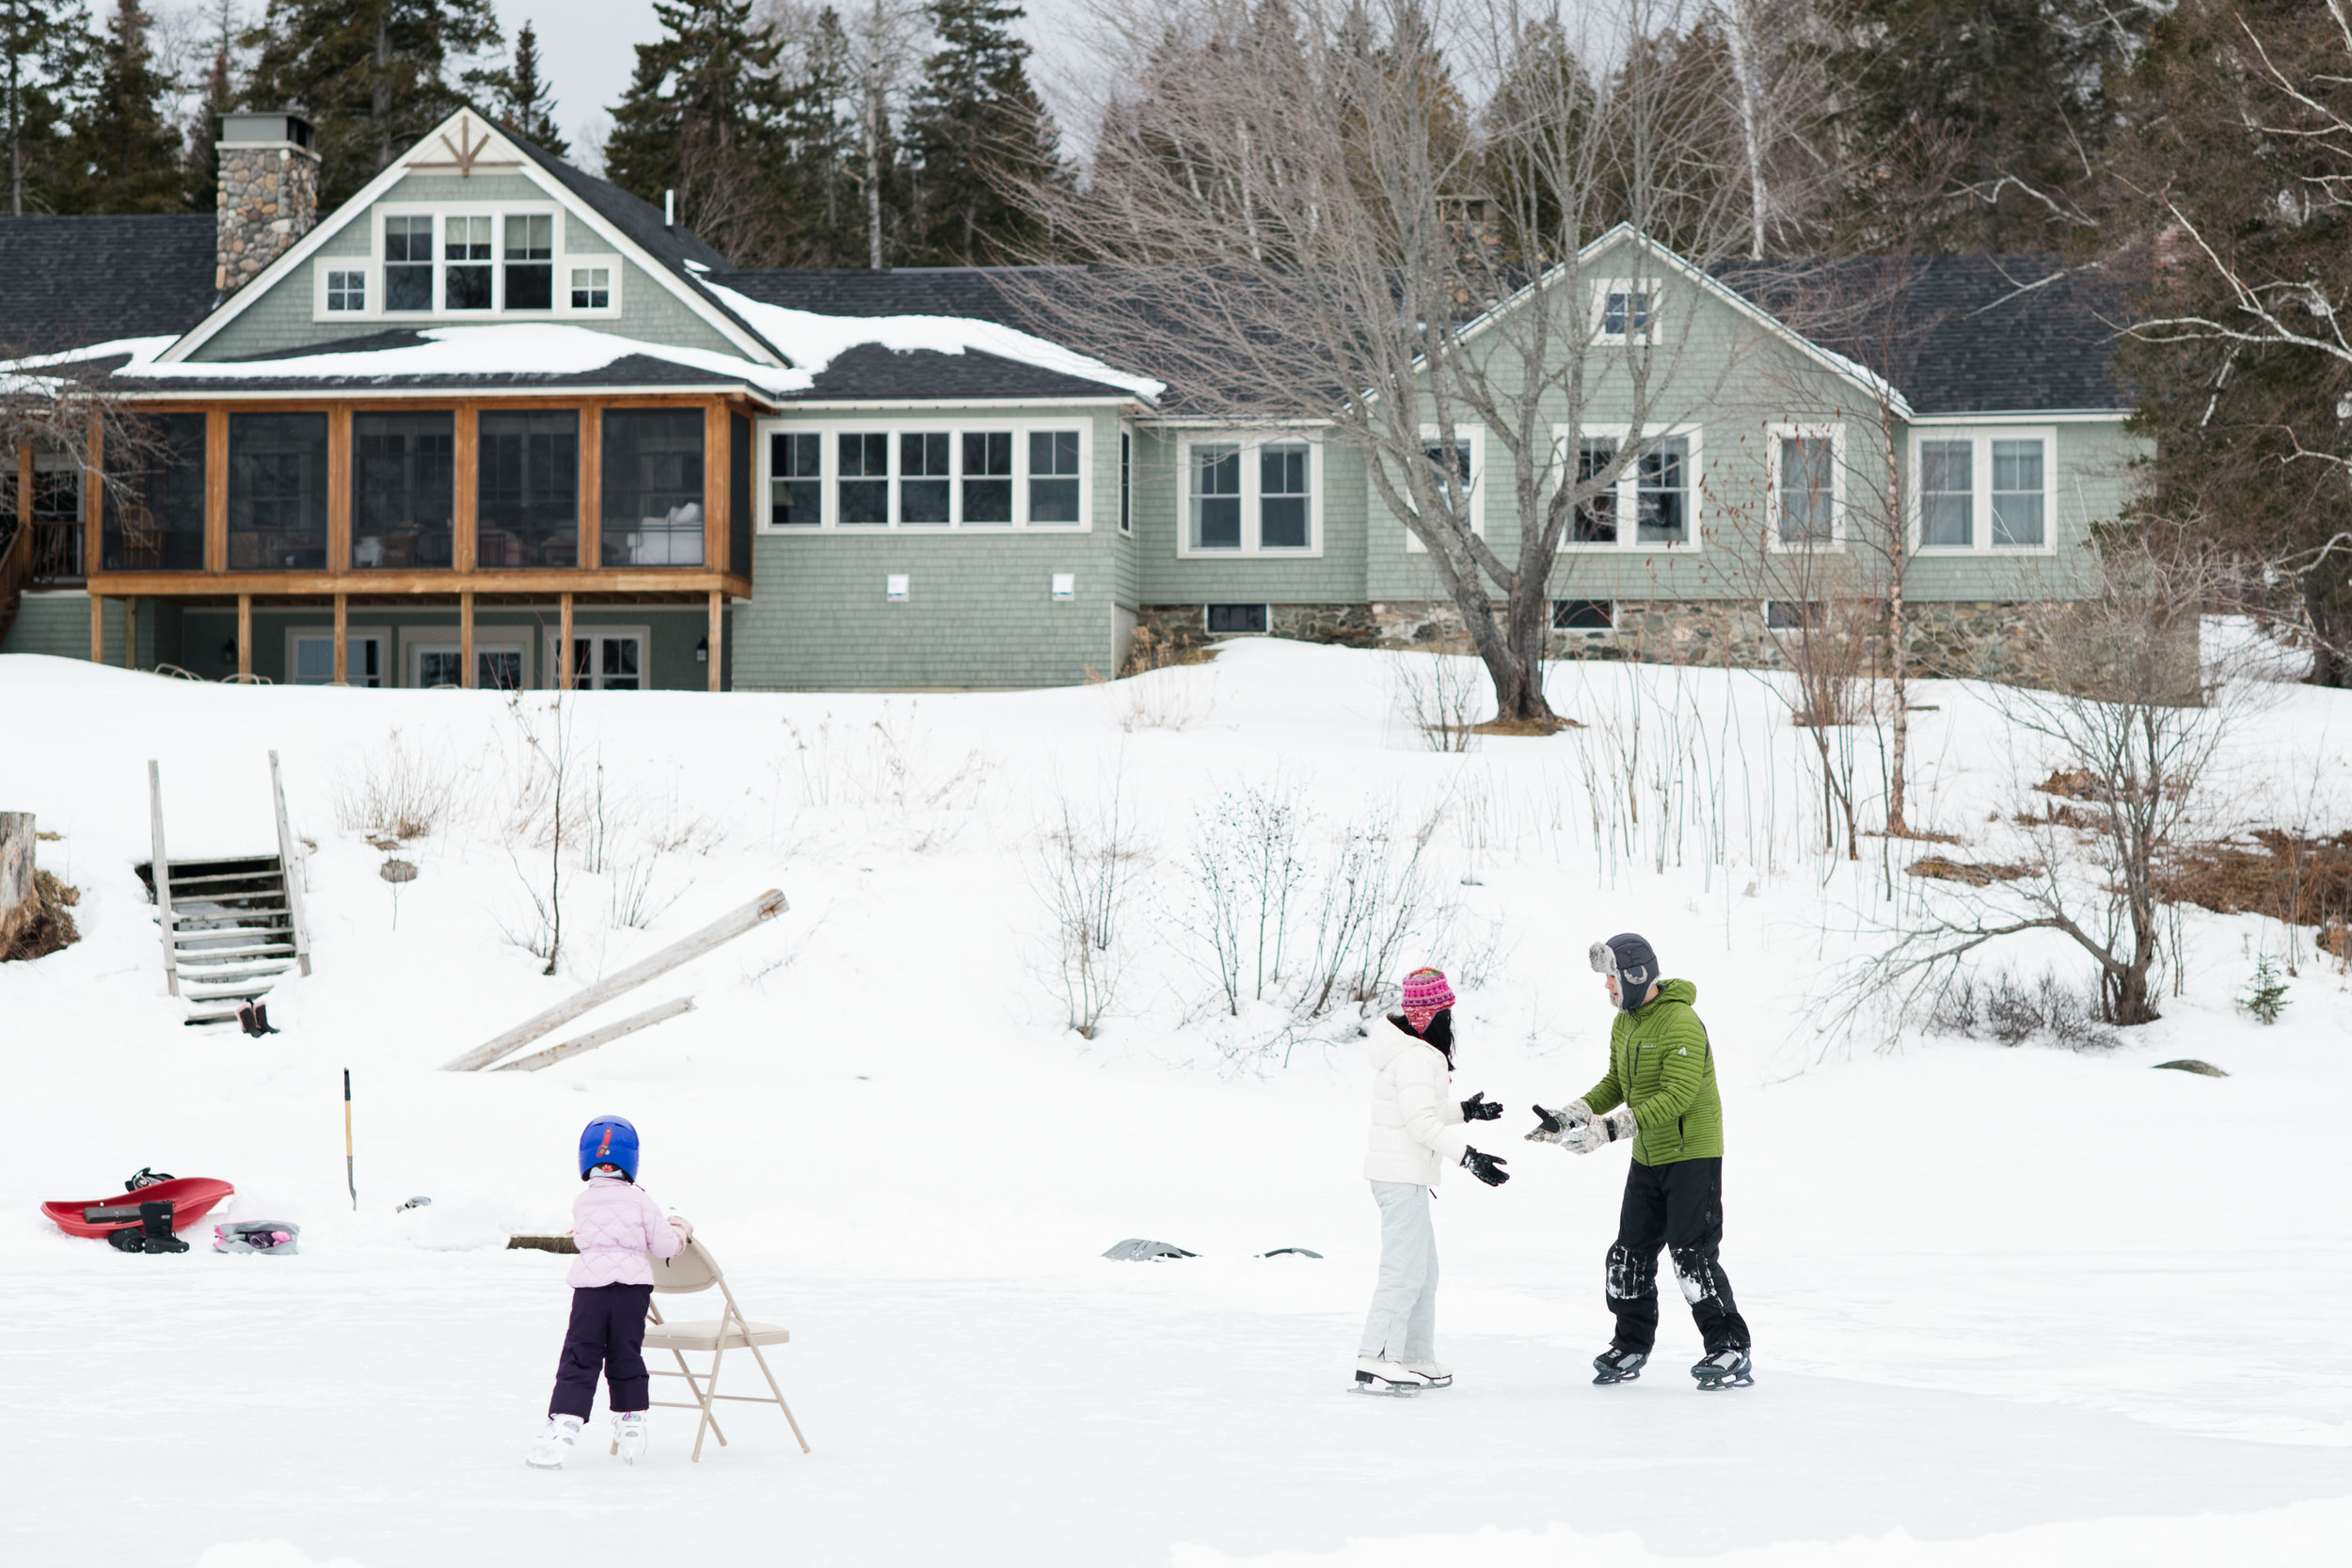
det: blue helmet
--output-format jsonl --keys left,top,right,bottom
{"left": 579, "top": 1116, "right": 640, "bottom": 1181}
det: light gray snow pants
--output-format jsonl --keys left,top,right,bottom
{"left": 1358, "top": 1180, "right": 1438, "bottom": 1363}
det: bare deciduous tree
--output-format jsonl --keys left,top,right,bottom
{"left": 1008, "top": 0, "right": 1753, "bottom": 727}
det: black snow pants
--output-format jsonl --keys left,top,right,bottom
{"left": 548, "top": 1283, "right": 656, "bottom": 1420}
{"left": 1605, "top": 1156, "right": 1751, "bottom": 1356}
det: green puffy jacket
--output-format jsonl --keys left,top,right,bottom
{"left": 1581, "top": 978, "right": 1722, "bottom": 1165}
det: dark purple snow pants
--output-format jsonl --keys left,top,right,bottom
{"left": 548, "top": 1283, "right": 656, "bottom": 1419}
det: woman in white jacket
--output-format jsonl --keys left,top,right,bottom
{"left": 1357, "top": 967, "right": 1508, "bottom": 1393}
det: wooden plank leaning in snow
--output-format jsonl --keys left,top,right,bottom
{"left": 441, "top": 889, "right": 787, "bottom": 1071}
{"left": 491, "top": 998, "right": 698, "bottom": 1073}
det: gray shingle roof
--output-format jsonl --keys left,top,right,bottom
{"left": 0, "top": 214, "right": 217, "bottom": 350}
{"left": 1711, "top": 254, "right": 2128, "bottom": 415}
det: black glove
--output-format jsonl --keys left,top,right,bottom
{"left": 1460, "top": 1091, "right": 1503, "bottom": 1122}
{"left": 1461, "top": 1148, "right": 1510, "bottom": 1186}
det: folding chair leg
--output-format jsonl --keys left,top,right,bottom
{"left": 691, "top": 1338, "right": 730, "bottom": 1463}
{"left": 676, "top": 1347, "right": 728, "bottom": 1458}
{"left": 745, "top": 1340, "right": 812, "bottom": 1454}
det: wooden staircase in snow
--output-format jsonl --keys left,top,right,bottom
{"left": 146, "top": 752, "right": 312, "bottom": 1026}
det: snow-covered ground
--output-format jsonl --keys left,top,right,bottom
{"left": 2, "top": 641, "right": 2347, "bottom": 1568}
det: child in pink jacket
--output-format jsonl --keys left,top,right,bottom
{"left": 527, "top": 1116, "right": 691, "bottom": 1468}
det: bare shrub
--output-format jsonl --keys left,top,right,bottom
{"left": 1106, "top": 633, "right": 1218, "bottom": 732}
{"left": 501, "top": 692, "right": 580, "bottom": 974}
{"left": 1927, "top": 969, "right": 2119, "bottom": 1051}
{"left": 1388, "top": 646, "right": 1486, "bottom": 752}
{"left": 779, "top": 704, "right": 993, "bottom": 812}
{"left": 1295, "top": 798, "right": 1452, "bottom": 1020}
{"left": 1026, "top": 767, "right": 1152, "bottom": 1038}
{"left": 1176, "top": 774, "right": 1310, "bottom": 1018}
{"left": 608, "top": 853, "right": 690, "bottom": 931}
{"left": 333, "top": 728, "right": 458, "bottom": 840}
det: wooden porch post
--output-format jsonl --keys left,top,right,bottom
{"left": 14, "top": 445, "right": 29, "bottom": 529}
{"left": 204, "top": 411, "right": 228, "bottom": 573}
{"left": 237, "top": 593, "right": 252, "bottom": 678}
{"left": 459, "top": 591, "right": 475, "bottom": 689}
{"left": 707, "top": 589, "right": 723, "bottom": 694}
{"left": 125, "top": 595, "right": 138, "bottom": 672}
{"left": 89, "top": 595, "right": 105, "bottom": 664}
{"left": 333, "top": 593, "right": 348, "bottom": 685}
{"left": 326, "top": 404, "right": 352, "bottom": 572}
{"left": 558, "top": 591, "right": 574, "bottom": 689}
{"left": 84, "top": 410, "right": 103, "bottom": 589}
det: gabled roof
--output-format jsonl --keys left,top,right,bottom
{"left": 0, "top": 215, "right": 217, "bottom": 350}
{"left": 160, "top": 107, "right": 787, "bottom": 369}
{"left": 1711, "top": 255, "right": 2127, "bottom": 415}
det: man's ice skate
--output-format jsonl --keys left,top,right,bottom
{"left": 1691, "top": 1349, "right": 1754, "bottom": 1390}
{"left": 1592, "top": 1346, "right": 1647, "bottom": 1385}
{"left": 526, "top": 1415, "right": 581, "bottom": 1468}
{"left": 1353, "top": 1357, "right": 1434, "bottom": 1394}
{"left": 1404, "top": 1360, "right": 1453, "bottom": 1388}
{"left": 612, "top": 1410, "right": 648, "bottom": 1463}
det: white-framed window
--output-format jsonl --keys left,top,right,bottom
{"left": 1179, "top": 435, "right": 1321, "bottom": 556}
{"left": 1767, "top": 422, "right": 1844, "bottom": 551}
{"left": 569, "top": 265, "right": 612, "bottom": 309}
{"left": 410, "top": 641, "right": 529, "bottom": 690}
{"left": 546, "top": 628, "right": 649, "bottom": 690}
{"left": 1556, "top": 424, "right": 1702, "bottom": 549}
{"left": 753, "top": 419, "right": 1090, "bottom": 531}
{"left": 287, "top": 629, "right": 388, "bottom": 687}
{"left": 1909, "top": 428, "right": 2056, "bottom": 552}
{"left": 330, "top": 206, "right": 614, "bottom": 321}
{"left": 1118, "top": 429, "right": 1133, "bottom": 534}
{"left": 1590, "top": 279, "right": 1659, "bottom": 345}
{"left": 1552, "top": 599, "right": 1614, "bottom": 632}
{"left": 1406, "top": 425, "right": 1484, "bottom": 552}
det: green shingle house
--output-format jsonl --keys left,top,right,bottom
{"left": 0, "top": 108, "right": 2138, "bottom": 692}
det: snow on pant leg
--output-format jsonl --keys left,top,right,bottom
{"left": 1606, "top": 1160, "right": 1670, "bottom": 1354}
{"left": 548, "top": 1287, "right": 611, "bottom": 1420}
{"left": 1660, "top": 1157, "right": 1751, "bottom": 1354}
{"left": 1358, "top": 1181, "right": 1438, "bottom": 1362}
{"left": 601, "top": 1284, "right": 657, "bottom": 1413}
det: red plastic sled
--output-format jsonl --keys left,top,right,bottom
{"left": 41, "top": 1178, "right": 235, "bottom": 1239}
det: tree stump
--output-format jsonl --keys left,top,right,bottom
{"left": 0, "top": 813, "right": 34, "bottom": 954}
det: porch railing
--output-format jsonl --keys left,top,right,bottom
{"left": 29, "top": 522, "right": 84, "bottom": 584}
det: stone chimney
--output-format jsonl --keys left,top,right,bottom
{"left": 215, "top": 112, "right": 321, "bottom": 296}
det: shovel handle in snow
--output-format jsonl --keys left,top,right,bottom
{"left": 343, "top": 1069, "right": 356, "bottom": 1212}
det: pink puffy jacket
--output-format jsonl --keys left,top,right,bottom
{"left": 566, "top": 1173, "right": 685, "bottom": 1288}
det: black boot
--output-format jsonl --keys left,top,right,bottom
{"left": 135, "top": 1199, "right": 188, "bottom": 1254}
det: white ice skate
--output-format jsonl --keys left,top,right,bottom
{"left": 1353, "top": 1357, "right": 1435, "bottom": 1395}
{"left": 1405, "top": 1360, "right": 1453, "bottom": 1388}
{"left": 612, "top": 1410, "right": 648, "bottom": 1464}
{"left": 527, "top": 1415, "right": 582, "bottom": 1469}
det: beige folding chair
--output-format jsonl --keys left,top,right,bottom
{"left": 630, "top": 1237, "right": 811, "bottom": 1462}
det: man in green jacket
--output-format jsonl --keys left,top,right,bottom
{"left": 1529, "top": 932, "right": 1754, "bottom": 1390}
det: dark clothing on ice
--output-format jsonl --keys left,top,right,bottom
{"left": 1605, "top": 1156, "right": 1751, "bottom": 1355}
{"left": 548, "top": 1282, "right": 656, "bottom": 1419}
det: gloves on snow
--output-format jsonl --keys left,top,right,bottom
{"left": 1461, "top": 1148, "right": 1511, "bottom": 1186}
{"left": 1460, "top": 1091, "right": 1504, "bottom": 1122}
{"left": 1524, "top": 1100, "right": 1593, "bottom": 1143}
{"left": 1557, "top": 1106, "right": 1637, "bottom": 1155}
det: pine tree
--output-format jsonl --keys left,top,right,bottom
{"left": 63, "top": 0, "right": 187, "bottom": 214}
{"left": 183, "top": 0, "right": 243, "bottom": 214}
{"left": 901, "top": 0, "right": 1065, "bottom": 264}
{"left": 604, "top": 0, "right": 788, "bottom": 262}
{"left": 474, "top": 19, "right": 566, "bottom": 156}
{"left": 243, "top": 0, "right": 501, "bottom": 207}
{"left": 1824, "top": 0, "right": 2150, "bottom": 253}
{"left": 2242, "top": 955, "right": 2290, "bottom": 1025}
{"left": 1, "top": 0, "right": 97, "bottom": 216}
{"left": 773, "top": 6, "right": 865, "bottom": 265}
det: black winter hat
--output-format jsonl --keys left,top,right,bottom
{"left": 1589, "top": 932, "right": 1660, "bottom": 1010}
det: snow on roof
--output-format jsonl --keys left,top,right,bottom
{"left": 49, "top": 325, "right": 815, "bottom": 392}
{"left": 705, "top": 281, "right": 1164, "bottom": 402}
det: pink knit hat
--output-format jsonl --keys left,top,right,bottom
{"left": 1401, "top": 967, "right": 1455, "bottom": 1032}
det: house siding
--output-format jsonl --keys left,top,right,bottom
{"left": 188, "top": 171, "right": 743, "bottom": 362}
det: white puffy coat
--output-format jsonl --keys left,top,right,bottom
{"left": 1362, "top": 1016, "right": 1468, "bottom": 1186}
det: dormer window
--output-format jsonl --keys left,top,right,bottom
{"left": 326, "top": 270, "right": 365, "bottom": 312}
{"left": 1591, "top": 280, "right": 1657, "bottom": 343}
{"left": 444, "top": 216, "right": 493, "bottom": 309}
{"left": 385, "top": 215, "right": 433, "bottom": 311}
{"left": 505, "top": 215, "right": 553, "bottom": 309}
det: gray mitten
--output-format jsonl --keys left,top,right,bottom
{"left": 1559, "top": 1105, "right": 1636, "bottom": 1155}
{"left": 1525, "top": 1099, "right": 1593, "bottom": 1144}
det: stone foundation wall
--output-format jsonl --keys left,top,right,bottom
{"left": 1137, "top": 597, "right": 2090, "bottom": 689}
